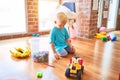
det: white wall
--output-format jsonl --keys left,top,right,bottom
{"left": 107, "top": 0, "right": 119, "bottom": 29}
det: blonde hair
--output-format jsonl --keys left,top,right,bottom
{"left": 55, "top": 12, "right": 67, "bottom": 23}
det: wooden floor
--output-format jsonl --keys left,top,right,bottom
{"left": 0, "top": 31, "right": 120, "bottom": 80}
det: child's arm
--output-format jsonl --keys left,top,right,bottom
{"left": 66, "top": 39, "right": 75, "bottom": 53}
{"left": 50, "top": 43, "right": 56, "bottom": 53}
{"left": 50, "top": 43, "right": 60, "bottom": 59}
{"left": 66, "top": 38, "right": 72, "bottom": 47}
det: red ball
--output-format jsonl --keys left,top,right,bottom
{"left": 107, "top": 35, "right": 111, "bottom": 40}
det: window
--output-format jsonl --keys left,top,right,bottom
{"left": 38, "top": 0, "right": 59, "bottom": 31}
{"left": 0, "top": 0, "right": 26, "bottom": 35}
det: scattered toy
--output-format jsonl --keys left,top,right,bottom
{"left": 65, "top": 56, "right": 84, "bottom": 80}
{"left": 32, "top": 33, "right": 40, "bottom": 37}
{"left": 36, "top": 72, "right": 43, "bottom": 78}
{"left": 10, "top": 47, "right": 31, "bottom": 58}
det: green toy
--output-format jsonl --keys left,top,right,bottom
{"left": 101, "top": 37, "right": 108, "bottom": 41}
{"left": 36, "top": 72, "right": 43, "bottom": 78}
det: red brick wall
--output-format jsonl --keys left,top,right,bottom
{"left": 75, "top": 0, "right": 98, "bottom": 38}
{"left": 101, "top": 0, "right": 110, "bottom": 27}
{"left": 75, "top": 0, "right": 91, "bottom": 38}
{"left": 27, "top": 0, "right": 38, "bottom": 33}
{"left": 116, "top": 1, "right": 120, "bottom": 30}
{"left": 89, "top": 10, "right": 98, "bottom": 38}
{"left": 116, "top": 15, "right": 120, "bottom": 30}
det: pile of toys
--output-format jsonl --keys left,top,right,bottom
{"left": 95, "top": 27, "right": 117, "bottom": 41}
{"left": 32, "top": 51, "right": 49, "bottom": 62}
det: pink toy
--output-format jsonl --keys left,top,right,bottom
{"left": 99, "top": 27, "right": 107, "bottom": 32}
{"left": 69, "top": 25, "right": 76, "bottom": 38}
{"left": 107, "top": 35, "right": 111, "bottom": 40}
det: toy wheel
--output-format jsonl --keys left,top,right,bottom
{"left": 81, "top": 66, "right": 84, "bottom": 74}
{"left": 65, "top": 68, "right": 70, "bottom": 78}
{"left": 77, "top": 70, "right": 82, "bottom": 80}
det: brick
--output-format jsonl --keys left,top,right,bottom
{"left": 35, "top": 22, "right": 38, "bottom": 25}
{"left": 34, "top": 18, "right": 38, "bottom": 21}
{"left": 33, "top": 3, "right": 37, "bottom": 5}
{"left": 27, "top": 2, "right": 32, "bottom": 5}
{"left": 27, "top": 5, "right": 33, "bottom": 9}
{"left": 28, "top": 14, "right": 35, "bottom": 17}
{"left": 30, "top": 25, "right": 38, "bottom": 29}
{"left": 29, "top": 28, "right": 38, "bottom": 32}
{"left": 28, "top": 10, "right": 31, "bottom": 13}
{"left": 32, "top": 11, "right": 36, "bottom": 13}
{"left": 28, "top": 18, "right": 33, "bottom": 21}
{"left": 28, "top": 22, "right": 35, "bottom": 25}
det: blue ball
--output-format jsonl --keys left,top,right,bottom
{"left": 111, "top": 36, "right": 117, "bottom": 41}
{"left": 32, "top": 33, "right": 37, "bottom": 36}
{"left": 36, "top": 34, "right": 40, "bottom": 37}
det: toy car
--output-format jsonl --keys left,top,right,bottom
{"left": 65, "top": 56, "right": 84, "bottom": 80}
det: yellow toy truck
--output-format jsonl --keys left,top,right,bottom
{"left": 65, "top": 56, "right": 84, "bottom": 80}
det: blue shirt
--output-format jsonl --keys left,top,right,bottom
{"left": 49, "top": 27, "right": 70, "bottom": 52}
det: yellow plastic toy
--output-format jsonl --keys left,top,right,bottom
{"left": 95, "top": 32, "right": 107, "bottom": 39}
{"left": 10, "top": 47, "right": 31, "bottom": 58}
{"left": 100, "top": 32, "right": 106, "bottom": 35}
{"left": 65, "top": 56, "right": 84, "bottom": 80}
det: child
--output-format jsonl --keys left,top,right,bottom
{"left": 49, "top": 12, "right": 75, "bottom": 59}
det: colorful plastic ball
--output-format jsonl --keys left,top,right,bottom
{"left": 107, "top": 35, "right": 111, "bottom": 40}
{"left": 32, "top": 33, "right": 36, "bottom": 37}
{"left": 36, "top": 72, "right": 43, "bottom": 78}
{"left": 111, "top": 36, "right": 117, "bottom": 41}
{"left": 99, "top": 27, "right": 106, "bottom": 32}
{"left": 36, "top": 34, "right": 40, "bottom": 37}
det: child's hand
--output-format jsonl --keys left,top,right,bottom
{"left": 70, "top": 45, "right": 75, "bottom": 53}
{"left": 71, "top": 46, "right": 74, "bottom": 51}
{"left": 54, "top": 53, "right": 60, "bottom": 60}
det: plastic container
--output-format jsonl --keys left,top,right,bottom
{"left": 29, "top": 38, "right": 40, "bottom": 58}
{"left": 29, "top": 38, "right": 49, "bottom": 62}
{"left": 33, "top": 51, "right": 49, "bottom": 62}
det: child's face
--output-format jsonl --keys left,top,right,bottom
{"left": 55, "top": 12, "right": 67, "bottom": 28}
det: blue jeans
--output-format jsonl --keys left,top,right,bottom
{"left": 57, "top": 46, "right": 71, "bottom": 56}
